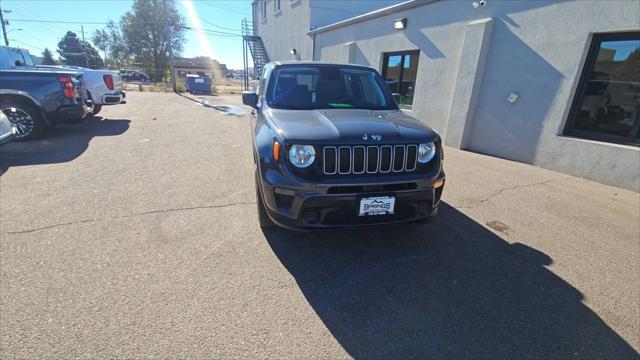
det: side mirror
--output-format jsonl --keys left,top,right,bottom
{"left": 242, "top": 91, "right": 259, "bottom": 109}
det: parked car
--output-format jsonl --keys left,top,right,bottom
{"left": 120, "top": 69, "right": 150, "bottom": 82}
{"left": 38, "top": 65, "right": 126, "bottom": 116}
{"left": 243, "top": 62, "right": 445, "bottom": 230}
{"left": 0, "top": 68, "right": 92, "bottom": 140}
{"left": 232, "top": 72, "right": 247, "bottom": 80}
{"left": 0, "top": 111, "right": 17, "bottom": 146}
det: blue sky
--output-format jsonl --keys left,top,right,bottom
{"left": 2, "top": 0, "right": 252, "bottom": 69}
{"left": 601, "top": 40, "right": 640, "bottom": 61}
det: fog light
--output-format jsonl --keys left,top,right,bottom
{"left": 302, "top": 208, "right": 318, "bottom": 222}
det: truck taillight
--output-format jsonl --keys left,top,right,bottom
{"left": 57, "top": 76, "right": 75, "bottom": 98}
{"left": 103, "top": 75, "right": 114, "bottom": 90}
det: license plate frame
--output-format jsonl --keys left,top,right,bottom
{"left": 358, "top": 196, "right": 396, "bottom": 216}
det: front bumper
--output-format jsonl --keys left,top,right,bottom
{"left": 259, "top": 171, "right": 445, "bottom": 231}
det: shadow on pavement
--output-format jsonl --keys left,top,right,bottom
{"left": 262, "top": 202, "right": 636, "bottom": 358}
{"left": 0, "top": 117, "right": 130, "bottom": 176}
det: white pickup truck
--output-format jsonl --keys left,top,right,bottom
{"left": 37, "top": 65, "right": 126, "bottom": 115}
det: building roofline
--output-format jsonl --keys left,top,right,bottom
{"left": 308, "top": 0, "right": 438, "bottom": 35}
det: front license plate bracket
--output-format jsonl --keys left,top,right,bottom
{"left": 358, "top": 196, "right": 395, "bottom": 216}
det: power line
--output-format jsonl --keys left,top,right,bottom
{"left": 195, "top": 14, "right": 241, "bottom": 33}
{"left": 4, "top": 2, "right": 64, "bottom": 34}
{"left": 181, "top": 25, "right": 241, "bottom": 37}
{"left": 7, "top": 18, "right": 109, "bottom": 25}
{"left": 11, "top": 31, "right": 52, "bottom": 45}
{"left": 6, "top": 18, "right": 165, "bottom": 25}
{"left": 7, "top": 18, "right": 241, "bottom": 36}
{"left": 182, "top": 26, "right": 241, "bottom": 38}
{"left": 9, "top": 38, "right": 43, "bottom": 50}
{"left": 199, "top": 2, "right": 250, "bottom": 16}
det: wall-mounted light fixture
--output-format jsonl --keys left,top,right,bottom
{"left": 507, "top": 93, "right": 519, "bottom": 103}
{"left": 290, "top": 48, "right": 300, "bottom": 61}
{"left": 393, "top": 18, "right": 407, "bottom": 30}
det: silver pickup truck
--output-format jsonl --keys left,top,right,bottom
{"left": 37, "top": 65, "right": 126, "bottom": 116}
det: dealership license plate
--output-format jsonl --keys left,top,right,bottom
{"left": 359, "top": 196, "right": 395, "bottom": 216}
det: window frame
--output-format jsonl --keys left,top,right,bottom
{"left": 23, "top": 52, "right": 34, "bottom": 67}
{"left": 274, "top": 0, "right": 281, "bottom": 13}
{"left": 563, "top": 32, "right": 640, "bottom": 146}
{"left": 261, "top": 0, "right": 267, "bottom": 21}
{"left": 258, "top": 63, "right": 273, "bottom": 102}
{"left": 381, "top": 49, "right": 420, "bottom": 109}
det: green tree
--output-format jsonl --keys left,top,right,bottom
{"left": 99, "top": 20, "right": 131, "bottom": 69}
{"left": 119, "top": 0, "right": 186, "bottom": 81}
{"left": 92, "top": 29, "right": 110, "bottom": 67}
{"left": 41, "top": 48, "right": 57, "bottom": 65}
{"left": 57, "top": 31, "right": 105, "bottom": 69}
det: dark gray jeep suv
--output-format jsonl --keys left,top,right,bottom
{"left": 243, "top": 62, "right": 445, "bottom": 230}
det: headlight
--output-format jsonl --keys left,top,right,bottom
{"left": 289, "top": 145, "right": 316, "bottom": 168}
{"left": 418, "top": 142, "right": 436, "bottom": 164}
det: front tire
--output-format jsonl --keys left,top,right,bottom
{"left": 255, "top": 170, "right": 275, "bottom": 229}
{"left": 91, "top": 104, "right": 102, "bottom": 116}
{"left": 0, "top": 99, "right": 44, "bottom": 141}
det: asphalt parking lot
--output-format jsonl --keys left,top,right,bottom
{"left": 1, "top": 92, "right": 638, "bottom": 358}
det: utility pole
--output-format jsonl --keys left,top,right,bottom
{"left": 81, "top": 25, "right": 89, "bottom": 68}
{"left": 164, "top": 0, "right": 177, "bottom": 92}
{"left": 0, "top": 7, "right": 10, "bottom": 46}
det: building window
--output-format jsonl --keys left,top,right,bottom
{"left": 565, "top": 32, "right": 640, "bottom": 146}
{"left": 274, "top": 0, "right": 281, "bottom": 13}
{"left": 382, "top": 50, "right": 420, "bottom": 108}
{"left": 261, "top": 0, "right": 267, "bottom": 21}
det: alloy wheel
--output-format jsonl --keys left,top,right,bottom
{"left": 2, "top": 107, "right": 34, "bottom": 139}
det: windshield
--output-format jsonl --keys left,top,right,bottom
{"left": 266, "top": 65, "right": 398, "bottom": 110}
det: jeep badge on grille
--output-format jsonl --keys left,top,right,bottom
{"left": 363, "top": 134, "right": 382, "bottom": 141}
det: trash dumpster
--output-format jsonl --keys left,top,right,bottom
{"left": 186, "top": 74, "right": 212, "bottom": 95}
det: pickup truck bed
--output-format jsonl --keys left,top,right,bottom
{"left": 37, "top": 65, "right": 126, "bottom": 114}
{"left": 0, "top": 69, "right": 92, "bottom": 140}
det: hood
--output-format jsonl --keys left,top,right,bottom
{"left": 267, "top": 108, "right": 438, "bottom": 144}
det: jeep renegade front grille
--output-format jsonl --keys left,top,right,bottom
{"left": 323, "top": 145, "right": 418, "bottom": 175}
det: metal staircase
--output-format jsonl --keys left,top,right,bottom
{"left": 242, "top": 18, "right": 270, "bottom": 90}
